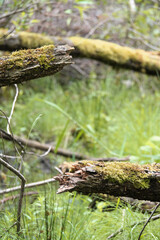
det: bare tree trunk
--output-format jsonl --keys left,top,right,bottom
{"left": 55, "top": 160, "right": 160, "bottom": 202}
{"left": 0, "top": 44, "right": 73, "bottom": 87}
{"left": 0, "top": 29, "right": 160, "bottom": 76}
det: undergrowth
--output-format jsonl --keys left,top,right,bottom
{"left": 0, "top": 68, "right": 160, "bottom": 239}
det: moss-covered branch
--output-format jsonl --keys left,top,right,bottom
{"left": 1, "top": 29, "right": 160, "bottom": 75}
{"left": 55, "top": 161, "right": 160, "bottom": 201}
{"left": 69, "top": 37, "right": 160, "bottom": 76}
{"left": 0, "top": 28, "right": 53, "bottom": 50}
{"left": 0, "top": 44, "right": 73, "bottom": 87}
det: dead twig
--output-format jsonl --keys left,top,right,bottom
{"left": 0, "top": 127, "right": 25, "bottom": 153}
{"left": 138, "top": 202, "right": 160, "bottom": 240}
{"left": 85, "top": 18, "right": 108, "bottom": 38}
{"left": 0, "top": 26, "right": 16, "bottom": 39}
{"left": 0, "top": 191, "right": 38, "bottom": 204}
{"left": 0, "top": 131, "right": 130, "bottom": 162}
{"left": 0, "top": 178, "right": 56, "bottom": 195}
{"left": 0, "top": 2, "right": 37, "bottom": 20}
{"left": 7, "top": 84, "right": 19, "bottom": 135}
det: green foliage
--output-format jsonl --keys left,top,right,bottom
{"left": 1, "top": 188, "right": 160, "bottom": 239}
{"left": 1, "top": 70, "right": 160, "bottom": 161}
{"left": 0, "top": 58, "right": 160, "bottom": 240}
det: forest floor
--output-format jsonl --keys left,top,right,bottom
{"left": 0, "top": 66, "right": 160, "bottom": 239}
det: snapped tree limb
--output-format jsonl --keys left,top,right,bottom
{"left": 0, "top": 29, "right": 160, "bottom": 75}
{"left": 55, "top": 160, "right": 160, "bottom": 202}
{"left": 0, "top": 44, "right": 73, "bottom": 87}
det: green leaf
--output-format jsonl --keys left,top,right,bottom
{"left": 54, "top": 119, "right": 70, "bottom": 153}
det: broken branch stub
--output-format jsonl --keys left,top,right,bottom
{"left": 0, "top": 44, "right": 73, "bottom": 87}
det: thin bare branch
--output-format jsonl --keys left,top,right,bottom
{"left": 0, "top": 178, "right": 55, "bottom": 195}
{"left": 0, "top": 157, "right": 26, "bottom": 233}
{"left": 7, "top": 84, "right": 19, "bottom": 135}
{"left": 0, "top": 191, "right": 38, "bottom": 204}
{"left": 85, "top": 18, "right": 108, "bottom": 38}
{"left": 0, "top": 132, "right": 130, "bottom": 161}
{"left": 138, "top": 203, "right": 160, "bottom": 240}
{"left": 0, "top": 2, "right": 37, "bottom": 20}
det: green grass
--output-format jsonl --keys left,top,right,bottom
{"left": 1, "top": 188, "right": 160, "bottom": 240}
{"left": 0, "top": 68, "right": 160, "bottom": 239}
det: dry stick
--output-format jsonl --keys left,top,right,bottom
{"left": 0, "top": 128, "right": 24, "bottom": 152}
{"left": 7, "top": 84, "right": 19, "bottom": 135}
{"left": 138, "top": 202, "right": 160, "bottom": 240}
{"left": 0, "top": 157, "right": 26, "bottom": 234}
{"left": 0, "top": 131, "right": 130, "bottom": 162}
{"left": 0, "top": 178, "right": 56, "bottom": 195}
{"left": 85, "top": 18, "right": 108, "bottom": 38}
{"left": 0, "top": 2, "right": 37, "bottom": 20}
{"left": 0, "top": 26, "right": 16, "bottom": 39}
{"left": 107, "top": 213, "right": 160, "bottom": 239}
{"left": 0, "top": 191, "right": 38, "bottom": 204}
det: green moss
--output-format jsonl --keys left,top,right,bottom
{"left": 79, "top": 161, "right": 160, "bottom": 189}
{"left": 37, "top": 54, "right": 51, "bottom": 69}
{"left": 0, "top": 29, "right": 54, "bottom": 49}
{"left": 19, "top": 31, "right": 54, "bottom": 49}
{"left": 1, "top": 45, "right": 55, "bottom": 70}
{"left": 69, "top": 36, "right": 160, "bottom": 71}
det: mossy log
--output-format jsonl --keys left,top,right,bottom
{"left": 0, "top": 28, "right": 53, "bottom": 50}
{"left": 1, "top": 29, "right": 160, "bottom": 76}
{"left": 55, "top": 161, "right": 160, "bottom": 202}
{"left": 0, "top": 44, "right": 73, "bottom": 87}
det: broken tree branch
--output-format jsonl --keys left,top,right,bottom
{"left": 0, "top": 44, "right": 73, "bottom": 87}
{"left": 0, "top": 130, "right": 129, "bottom": 161}
{"left": 55, "top": 160, "right": 160, "bottom": 202}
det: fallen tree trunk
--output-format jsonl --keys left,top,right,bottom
{"left": 0, "top": 44, "right": 73, "bottom": 87}
{"left": 55, "top": 160, "right": 160, "bottom": 202}
{"left": 0, "top": 29, "right": 160, "bottom": 76}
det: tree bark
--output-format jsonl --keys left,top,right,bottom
{"left": 0, "top": 29, "right": 160, "bottom": 76}
{"left": 0, "top": 44, "right": 73, "bottom": 87}
{"left": 55, "top": 160, "right": 160, "bottom": 202}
